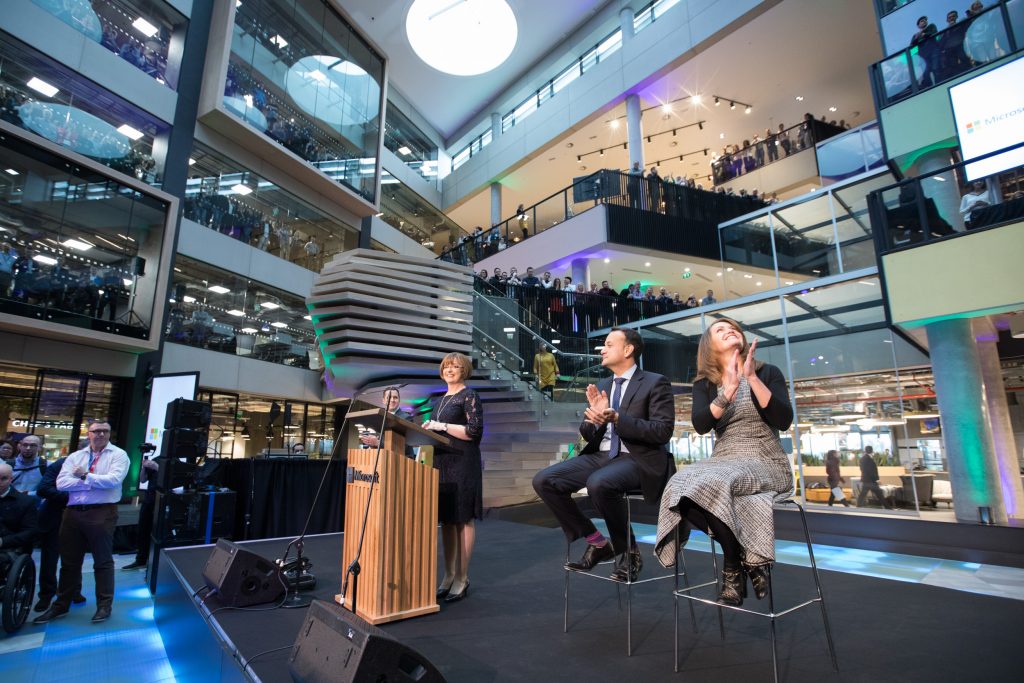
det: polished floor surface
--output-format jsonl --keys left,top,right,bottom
{"left": 2, "top": 522, "right": 1023, "bottom": 682}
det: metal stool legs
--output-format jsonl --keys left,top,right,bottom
{"left": 673, "top": 499, "right": 839, "bottom": 681}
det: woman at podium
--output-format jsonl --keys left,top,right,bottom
{"left": 422, "top": 352, "right": 483, "bottom": 603}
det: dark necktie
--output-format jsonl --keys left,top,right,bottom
{"left": 608, "top": 377, "right": 626, "bottom": 458}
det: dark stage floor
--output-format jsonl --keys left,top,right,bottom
{"left": 158, "top": 520, "right": 1023, "bottom": 682}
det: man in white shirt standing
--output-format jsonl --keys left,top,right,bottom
{"left": 34, "top": 419, "right": 129, "bottom": 625}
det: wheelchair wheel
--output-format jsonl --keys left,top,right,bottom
{"left": 3, "top": 553, "right": 36, "bottom": 633}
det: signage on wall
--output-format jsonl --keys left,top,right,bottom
{"left": 8, "top": 419, "right": 74, "bottom": 431}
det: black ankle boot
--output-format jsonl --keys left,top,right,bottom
{"left": 718, "top": 565, "right": 746, "bottom": 606}
{"left": 745, "top": 563, "right": 770, "bottom": 600}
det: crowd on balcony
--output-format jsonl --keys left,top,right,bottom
{"left": 711, "top": 113, "right": 849, "bottom": 185}
{"left": 474, "top": 267, "right": 715, "bottom": 336}
{"left": 904, "top": 2, "right": 1008, "bottom": 89}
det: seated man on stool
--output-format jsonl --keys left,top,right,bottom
{"left": 533, "top": 328, "right": 674, "bottom": 581}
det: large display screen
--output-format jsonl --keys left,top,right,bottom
{"left": 144, "top": 372, "right": 199, "bottom": 458}
{"left": 950, "top": 55, "right": 1024, "bottom": 181}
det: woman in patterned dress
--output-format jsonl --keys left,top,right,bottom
{"left": 654, "top": 318, "right": 794, "bottom": 606}
{"left": 423, "top": 352, "right": 484, "bottom": 603}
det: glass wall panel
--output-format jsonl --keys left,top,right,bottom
{"left": 167, "top": 256, "right": 317, "bottom": 369}
{"left": 227, "top": 0, "right": 384, "bottom": 201}
{"left": 199, "top": 390, "right": 337, "bottom": 459}
{"left": 0, "top": 128, "right": 171, "bottom": 340}
{"left": 31, "top": 0, "right": 187, "bottom": 89}
{"left": 383, "top": 103, "right": 438, "bottom": 183}
{"left": 0, "top": 33, "right": 168, "bottom": 183}
{"left": 380, "top": 177, "right": 466, "bottom": 254}
{"left": 771, "top": 194, "right": 841, "bottom": 280}
{"left": 185, "top": 142, "right": 359, "bottom": 270}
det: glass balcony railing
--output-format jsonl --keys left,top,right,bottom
{"left": 867, "top": 140, "right": 1024, "bottom": 254}
{"left": 0, "top": 126, "right": 172, "bottom": 341}
{"left": 441, "top": 170, "right": 765, "bottom": 266}
{"left": 226, "top": 0, "right": 385, "bottom": 202}
{"left": 712, "top": 118, "right": 847, "bottom": 186}
{"left": 166, "top": 256, "right": 318, "bottom": 370}
{"left": 184, "top": 142, "right": 360, "bottom": 271}
{"left": 872, "top": 1, "right": 1021, "bottom": 107}
{"left": 30, "top": 0, "right": 186, "bottom": 90}
{"left": 383, "top": 102, "right": 439, "bottom": 184}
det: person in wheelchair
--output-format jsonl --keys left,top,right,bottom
{"left": 0, "top": 462, "right": 39, "bottom": 633}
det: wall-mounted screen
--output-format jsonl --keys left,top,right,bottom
{"left": 950, "top": 54, "right": 1024, "bottom": 181}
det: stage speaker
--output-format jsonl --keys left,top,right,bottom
{"left": 289, "top": 600, "right": 445, "bottom": 683}
{"left": 153, "top": 456, "right": 198, "bottom": 491}
{"left": 160, "top": 428, "right": 207, "bottom": 460}
{"left": 202, "top": 539, "right": 285, "bottom": 608}
{"left": 164, "top": 397, "right": 212, "bottom": 430}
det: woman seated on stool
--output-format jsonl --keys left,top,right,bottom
{"left": 654, "top": 318, "right": 794, "bottom": 606}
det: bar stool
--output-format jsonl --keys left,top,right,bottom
{"left": 564, "top": 491, "right": 695, "bottom": 656}
{"left": 672, "top": 496, "right": 839, "bottom": 682}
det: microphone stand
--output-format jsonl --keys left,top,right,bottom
{"left": 339, "top": 386, "right": 406, "bottom": 617}
{"left": 276, "top": 384, "right": 405, "bottom": 610}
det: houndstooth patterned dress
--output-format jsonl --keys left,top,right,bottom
{"left": 655, "top": 376, "right": 793, "bottom": 567}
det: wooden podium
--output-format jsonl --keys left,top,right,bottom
{"left": 337, "top": 408, "right": 450, "bottom": 624}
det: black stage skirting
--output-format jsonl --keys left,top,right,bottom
{"left": 155, "top": 520, "right": 1023, "bottom": 682}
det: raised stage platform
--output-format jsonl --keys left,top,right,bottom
{"left": 154, "top": 520, "right": 1022, "bottom": 682}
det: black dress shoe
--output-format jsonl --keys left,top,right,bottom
{"left": 745, "top": 563, "right": 770, "bottom": 600}
{"left": 565, "top": 543, "right": 615, "bottom": 572}
{"left": 72, "top": 594, "right": 86, "bottom": 605}
{"left": 34, "top": 597, "right": 52, "bottom": 612}
{"left": 610, "top": 548, "right": 643, "bottom": 582}
{"left": 122, "top": 560, "right": 146, "bottom": 571}
{"left": 91, "top": 606, "right": 112, "bottom": 623}
{"left": 32, "top": 606, "right": 69, "bottom": 625}
{"left": 444, "top": 581, "right": 469, "bottom": 603}
{"left": 436, "top": 585, "right": 451, "bottom": 600}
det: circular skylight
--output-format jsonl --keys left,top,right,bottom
{"left": 406, "top": 0, "right": 518, "bottom": 76}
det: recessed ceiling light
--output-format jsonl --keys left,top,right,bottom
{"left": 756, "top": 281, "right": 762, "bottom": 286}
{"left": 716, "top": 272, "right": 722, "bottom": 277}
{"left": 183, "top": 295, "right": 196, "bottom": 303}
{"left": 61, "top": 238, "right": 92, "bottom": 251}
{"left": 241, "top": 327, "right": 257, "bottom": 333}
{"left": 610, "top": 119, "right": 620, "bottom": 129}
{"left": 231, "top": 183, "right": 253, "bottom": 195}
{"left": 661, "top": 104, "right": 672, "bottom": 113}
{"left": 260, "top": 301, "right": 280, "bottom": 309}
{"left": 684, "top": 267, "right": 691, "bottom": 272}
{"left": 644, "top": 262, "right": 651, "bottom": 267}
{"left": 33, "top": 254, "right": 57, "bottom": 266}
{"left": 406, "top": 0, "right": 517, "bottom": 76}
{"left": 397, "top": 146, "right": 412, "bottom": 156}
{"left": 271, "top": 321, "right": 288, "bottom": 328}
{"left": 785, "top": 280, "right": 794, "bottom": 285}
{"left": 743, "top": 273, "right": 753, "bottom": 279}
{"left": 117, "top": 124, "right": 144, "bottom": 140}
{"left": 227, "top": 309, "right": 244, "bottom": 316}
{"left": 828, "top": 106, "right": 838, "bottom": 112}
{"left": 132, "top": 17, "right": 159, "bottom": 37}
{"left": 4, "top": 169, "right": 18, "bottom": 176}
{"left": 795, "top": 95, "right": 804, "bottom": 101}
{"left": 27, "top": 77, "right": 59, "bottom": 97}
{"left": 726, "top": 267, "right": 734, "bottom": 272}
{"left": 603, "top": 257, "right": 610, "bottom": 263}
{"left": 208, "top": 285, "right": 230, "bottom": 294}
{"left": 270, "top": 34, "right": 288, "bottom": 48}
{"left": 719, "top": 132, "right": 725, "bottom": 139}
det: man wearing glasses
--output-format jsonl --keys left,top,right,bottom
{"left": 34, "top": 419, "right": 128, "bottom": 625}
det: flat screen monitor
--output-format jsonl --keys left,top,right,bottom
{"left": 950, "top": 54, "right": 1024, "bottom": 181}
{"left": 145, "top": 372, "right": 199, "bottom": 459}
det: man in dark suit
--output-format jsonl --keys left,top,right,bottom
{"left": 34, "top": 456, "right": 86, "bottom": 611}
{"left": 533, "top": 328, "right": 675, "bottom": 581}
{"left": 857, "top": 446, "right": 891, "bottom": 509}
{"left": 359, "top": 390, "right": 416, "bottom": 457}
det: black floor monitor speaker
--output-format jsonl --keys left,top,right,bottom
{"left": 289, "top": 600, "right": 446, "bottom": 683}
{"left": 202, "top": 538, "right": 284, "bottom": 608}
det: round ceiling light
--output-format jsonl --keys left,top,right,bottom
{"left": 406, "top": 0, "right": 518, "bottom": 76}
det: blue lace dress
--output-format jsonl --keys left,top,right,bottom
{"left": 431, "top": 388, "right": 484, "bottom": 524}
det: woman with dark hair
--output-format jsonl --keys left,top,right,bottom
{"left": 826, "top": 449, "right": 850, "bottom": 507}
{"left": 655, "top": 318, "right": 794, "bottom": 606}
{"left": 423, "top": 352, "right": 484, "bottom": 603}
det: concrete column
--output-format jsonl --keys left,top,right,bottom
{"left": 571, "top": 258, "right": 590, "bottom": 287}
{"left": 490, "top": 182, "right": 502, "bottom": 228}
{"left": 490, "top": 111, "right": 501, "bottom": 139}
{"left": 619, "top": 5, "right": 635, "bottom": 42}
{"left": 626, "top": 93, "right": 644, "bottom": 171}
{"left": 974, "top": 319, "right": 1024, "bottom": 519}
{"left": 926, "top": 318, "right": 1007, "bottom": 524}
{"left": 914, "top": 149, "right": 963, "bottom": 231}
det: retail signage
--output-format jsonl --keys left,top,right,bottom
{"left": 8, "top": 418, "right": 74, "bottom": 431}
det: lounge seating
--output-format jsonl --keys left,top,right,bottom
{"left": 932, "top": 479, "right": 953, "bottom": 508}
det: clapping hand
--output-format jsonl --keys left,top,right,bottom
{"left": 584, "top": 384, "right": 612, "bottom": 425}
{"left": 742, "top": 339, "right": 758, "bottom": 379}
{"left": 722, "top": 349, "right": 741, "bottom": 402}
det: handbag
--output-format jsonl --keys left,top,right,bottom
{"left": 831, "top": 486, "right": 846, "bottom": 501}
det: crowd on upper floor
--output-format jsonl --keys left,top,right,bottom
{"left": 906, "top": 1, "right": 1008, "bottom": 88}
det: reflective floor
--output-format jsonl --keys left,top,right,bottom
{"left": 3, "top": 531, "right": 1023, "bottom": 682}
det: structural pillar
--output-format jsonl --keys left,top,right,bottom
{"left": 570, "top": 258, "right": 590, "bottom": 288}
{"left": 914, "top": 149, "right": 963, "bottom": 231}
{"left": 974, "top": 319, "right": 1024, "bottom": 518}
{"left": 490, "top": 182, "right": 502, "bottom": 228}
{"left": 926, "top": 318, "right": 1008, "bottom": 524}
{"left": 626, "top": 94, "right": 644, "bottom": 171}
{"left": 619, "top": 4, "right": 635, "bottom": 42}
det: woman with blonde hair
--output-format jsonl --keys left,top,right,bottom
{"left": 423, "top": 352, "right": 484, "bottom": 603}
{"left": 654, "top": 318, "right": 793, "bottom": 606}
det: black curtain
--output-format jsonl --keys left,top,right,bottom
{"left": 200, "top": 459, "right": 347, "bottom": 540}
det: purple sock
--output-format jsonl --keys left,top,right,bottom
{"left": 586, "top": 531, "right": 607, "bottom": 547}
